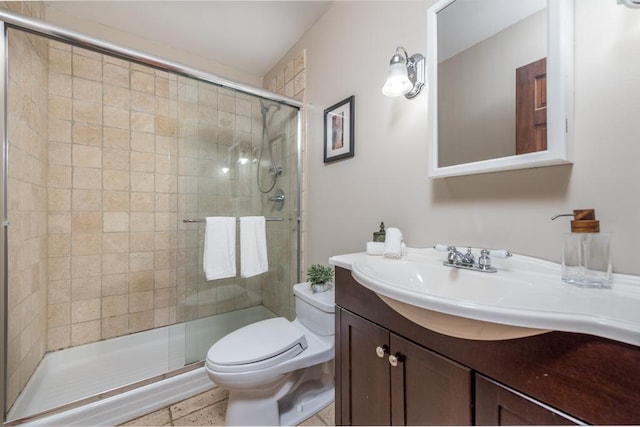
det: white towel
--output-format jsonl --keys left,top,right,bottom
{"left": 366, "top": 241, "right": 385, "bottom": 255}
{"left": 383, "top": 227, "right": 404, "bottom": 259}
{"left": 240, "top": 216, "right": 269, "bottom": 278}
{"left": 203, "top": 217, "right": 236, "bottom": 280}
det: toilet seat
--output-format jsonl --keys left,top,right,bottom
{"left": 206, "top": 317, "right": 308, "bottom": 373}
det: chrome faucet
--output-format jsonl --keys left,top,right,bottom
{"left": 435, "top": 245, "right": 512, "bottom": 273}
{"left": 446, "top": 246, "right": 475, "bottom": 267}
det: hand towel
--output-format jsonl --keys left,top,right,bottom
{"left": 203, "top": 217, "right": 236, "bottom": 280}
{"left": 240, "top": 216, "right": 269, "bottom": 278}
{"left": 383, "top": 227, "right": 403, "bottom": 259}
{"left": 366, "top": 241, "right": 385, "bottom": 255}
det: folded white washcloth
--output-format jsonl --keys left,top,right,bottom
{"left": 240, "top": 216, "right": 269, "bottom": 278}
{"left": 203, "top": 217, "right": 236, "bottom": 280}
{"left": 383, "top": 227, "right": 404, "bottom": 259}
{"left": 366, "top": 241, "right": 385, "bottom": 255}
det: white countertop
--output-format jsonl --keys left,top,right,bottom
{"left": 330, "top": 248, "right": 640, "bottom": 346}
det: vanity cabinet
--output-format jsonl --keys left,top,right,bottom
{"left": 338, "top": 307, "right": 472, "bottom": 425}
{"left": 334, "top": 266, "right": 640, "bottom": 426}
{"left": 475, "top": 374, "right": 575, "bottom": 425}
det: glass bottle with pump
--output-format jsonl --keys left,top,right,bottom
{"left": 551, "top": 209, "right": 612, "bottom": 288}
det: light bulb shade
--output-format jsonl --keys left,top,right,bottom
{"left": 382, "top": 62, "right": 413, "bottom": 97}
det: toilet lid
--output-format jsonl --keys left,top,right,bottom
{"left": 206, "top": 317, "right": 307, "bottom": 372}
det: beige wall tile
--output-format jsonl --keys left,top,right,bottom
{"left": 73, "top": 100, "right": 102, "bottom": 125}
{"left": 103, "top": 63, "right": 129, "bottom": 88}
{"left": 103, "top": 190, "right": 129, "bottom": 211}
{"left": 72, "top": 211, "right": 102, "bottom": 233}
{"left": 102, "top": 314, "right": 128, "bottom": 339}
{"left": 131, "top": 192, "right": 154, "bottom": 212}
{"left": 73, "top": 167, "right": 102, "bottom": 190}
{"left": 104, "top": 149, "right": 130, "bottom": 170}
{"left": 71, "top": 298, "right": 101, "bottom": 323}
{"left": 128, "top": 310, "right": 153, "bottom": 333}
{"left": 130, "top": 172, "right": 154, "bottom": 192}
{"left": 104, "top": 84, "right": 130, "bottom": 109}
{"left": 104, "top": 105, "right": 130, "bottom": 130}
{"left": 49, "top": 234, "right": 70, "bottom": 257}
{"left": 71, "top": 233, "right": 101, "bottom": 256}
{"left": 72, "top": 144, "right": 102, "bottom": 168}
{"left": 130, "top": 251, "right": 154, "bottom": 272}
{"left": 103, "top": 212, "right": 129, "bottom": 233}
{"left": 73, "top": 189, "right": 102, "bottom": 211}
{"left": 73, "top": 54, "right": 102, "bottom": 81}
{"left": 102, "top": 273, "right": 129, "bottom": 296}
{"left": 73, "top": 122, "right": 102, "bottom": 146}
{"left": 102, "top": 252, "right": 129, "bottom": 275}
{"left": 70, "top": 276, "right": 102, "bottom": 302}
{"left": 131, "top": 71, "right": 155, "bottom": 93}
{"left": 48, "top": 142, "right": 71, "bottom": 166}
{"left": 103, "top": 127, "right": 130, "bottom": 150}
{"left": 73, "top": 78, "right": 102, "bottom": 102}
{"left": 71, "top": 255, "right": 101, "bottom": 278}
{"left": 103, "top": 169, "right": 130, "bottom": 192}
{"left": 48, "top": 188, "right": 71, "bottom": 211}
{"left": 130, "top": 231, "right": 155, "bottom": 252}
{"left": 129, "top": 290, "right": 154, "bottom": 313}
{"left": 103, "top": 232, "right": 129, "bottom": 254}
{"left": 129, "top": 271, "right": 154, "bottom": 293}
{"left": 71, "top": 320, "right": 101, "bottom": 346}
{"left": 102, "top": 294, "right": 128, "bottom": 318}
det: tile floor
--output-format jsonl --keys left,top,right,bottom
{"left": 120, "top": 386, "right": 335, "bottom": 426}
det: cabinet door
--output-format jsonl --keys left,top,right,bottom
{"left": 476, "top": 375, "right": 579, "bottom": 425}
{"left": 339, "top": 308, "right": 391, "bottom": 425}
{"left": 390, "top": 334, "right": 472, "bottom": 425}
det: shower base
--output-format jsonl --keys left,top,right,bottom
{"left": 8, "top": 305, "right": 275, "bottom": 425}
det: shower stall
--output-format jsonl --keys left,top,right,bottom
{"left": 0, "top": 8, "right": 302, "bottom": 425}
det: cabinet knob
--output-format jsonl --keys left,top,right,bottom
{"left": 375, "top": 345, "right": 389, "bottom": 358}
{"left": 389, "top": 353, "right": 404, "bottom": 367}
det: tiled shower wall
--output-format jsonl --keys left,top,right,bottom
{"left": 4, "top": 2, "right": 48, "bottom": 410}
{"left": 4, "top": 3, "right": 300, "bottom": 412}
{"left": 264, "top": 50, "right": 306, "bottom": 316}
{"left": 45, "top": 40, "right": 183, "bottom": 351}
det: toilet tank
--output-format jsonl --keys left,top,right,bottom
{"left": 293, "top": 282, "right": 335, "bottom": 336}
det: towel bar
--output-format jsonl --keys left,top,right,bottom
{"left": 182, "top": 217, "right": 284, "bottom": 223}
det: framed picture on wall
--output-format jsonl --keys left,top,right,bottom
{"left": 323, "top": 95, "right": 355, "bottom": 163}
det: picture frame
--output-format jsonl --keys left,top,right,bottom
{"left": 323, "top": 95, "right": 355, "bottom": 163}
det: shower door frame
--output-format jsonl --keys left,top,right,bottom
{"left": 0, "top": 9, "right": 303, "bottom": 422}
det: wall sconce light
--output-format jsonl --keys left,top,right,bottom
{"left": 381, "top": 46, "right": 425, "bottom": 99}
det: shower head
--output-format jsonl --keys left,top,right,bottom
{"left": 260, "top": 99, "right": 282, "bottom": 115}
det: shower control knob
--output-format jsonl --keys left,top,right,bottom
{"left": 376, "top": 345, "right": 389, "bottom": 358}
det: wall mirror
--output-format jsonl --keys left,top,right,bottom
{"left": 427, "top": 0, "right": 574, "bottom": 178}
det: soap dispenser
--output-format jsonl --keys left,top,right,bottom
{"left": 373, "top": 222, "right": 386, "bottom": 242}
{"left": 551, "top": 209, "right": 612, "bottom": 288}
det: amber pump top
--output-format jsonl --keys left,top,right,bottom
{"left": 551, "top": 209, "right": 600, "bottom": 233}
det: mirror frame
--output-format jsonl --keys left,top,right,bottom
{"left": 427, "top": 0, "right": 574, "bottom": 178}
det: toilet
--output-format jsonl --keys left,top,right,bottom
{"left": 205, "top": 282, "right": 335, "bottom": 426}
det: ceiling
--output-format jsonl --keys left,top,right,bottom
{"left": 43, "top": 1, "right": 331, "bottom": 77}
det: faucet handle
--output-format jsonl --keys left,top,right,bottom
{"left": 487, "top": 249, "right": 512, "bottom": 258}
{"left": 433, "top": 244, "right": 448, "bottom": 252}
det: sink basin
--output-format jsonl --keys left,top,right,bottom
{"left": 331, "top": 248, "right": 640, "bottom": 345}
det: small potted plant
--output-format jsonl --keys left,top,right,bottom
{"left": 307, "top": 264, "right": 334, "bottom": 293}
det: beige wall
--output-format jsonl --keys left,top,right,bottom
{"left": 274, "top": 0, "right": 640, "bottom": 276}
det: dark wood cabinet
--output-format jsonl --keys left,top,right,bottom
{"left": 475, "top": 374, "right": 577, "bottom": 425}
{"left": 334, "top": 266, "right": 640, "bottom": 426}
{"left": 338, "top": 308, "right": 472, "bottom": 425}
